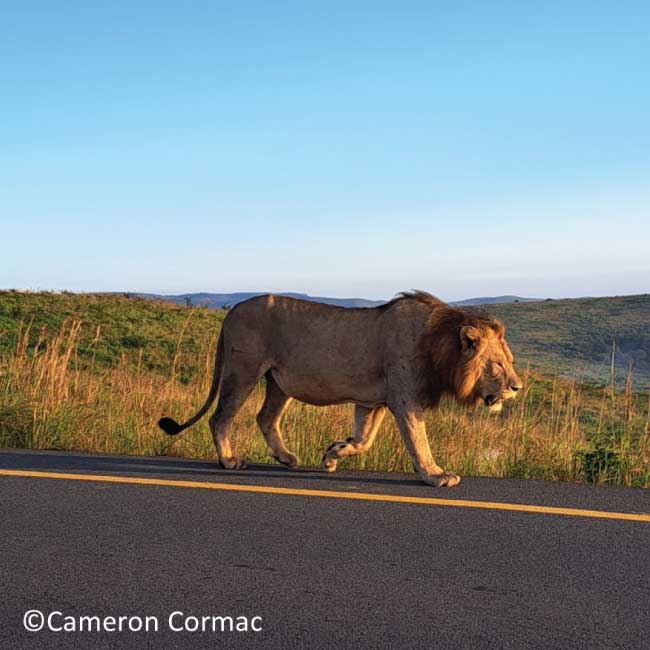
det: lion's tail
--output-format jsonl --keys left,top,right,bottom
{"left": 158, "top": 330, "right": 225, "bottom": 436}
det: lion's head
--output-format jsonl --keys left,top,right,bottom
{"left": 414, "top": 295, "right": 522, "bottom": 411}
{"left": 454, "top": 320, "right": 522, "bottom": 412}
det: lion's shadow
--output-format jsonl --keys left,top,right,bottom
{"left": 0, "top": 449, "right": 421, "bottom": 488}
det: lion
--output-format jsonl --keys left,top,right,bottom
{"left": 159, "top": 291, "right": 522, "bottom": 487}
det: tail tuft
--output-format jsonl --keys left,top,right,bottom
{"left": 158, "top": 417, "right": 183, "bottom": 436}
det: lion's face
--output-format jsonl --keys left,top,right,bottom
{"left": 456, "top": 324, "right": 522, "bottom": 412}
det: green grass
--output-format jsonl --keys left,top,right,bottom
{"left": 0, "top": 290, "right": 224, "bottom": 383}
{"left": 488, "top": 294, "right": 650, "bottom": 389}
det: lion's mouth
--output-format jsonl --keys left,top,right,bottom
{"left": 483, "top": 394, "right": 504, "bottom": 413}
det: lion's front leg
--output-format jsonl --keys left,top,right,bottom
{"left": 391, "top": 406, "right": 461, "bottom": 487}
{"left": 322, "top": 406, "right": 386, "bottom": 472}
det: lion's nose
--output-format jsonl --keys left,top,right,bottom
{"left": 510, "top": 381, "right": 522, "bottom": 392}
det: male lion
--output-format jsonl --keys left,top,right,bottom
{"left": 159, "top": 291, "right": 522, "bottom": 487}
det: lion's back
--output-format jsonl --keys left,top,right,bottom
{"left": 221, "top": 295, "right": 389, "bottom": 404}
{"left": 226, "top": 294, "right": 382, "bottom": 358}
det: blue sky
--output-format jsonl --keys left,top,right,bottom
{"left": 2, "top": 1, "right": 649, "bottom": 300}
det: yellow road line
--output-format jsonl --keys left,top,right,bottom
{"left": 1, "top": 468, "right": 648, "bottom": 522}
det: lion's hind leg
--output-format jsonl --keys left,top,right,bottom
{"left": 209, "top": 364, "right": 266, "bottom": 470}
{"left": 257, "top": 374, "right": 298, "bottom": 469}
{"left": 322, "top": 406, "right": 386, "bottom": 472}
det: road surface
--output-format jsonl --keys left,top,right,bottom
{"left": 1, "top": 448, "right": 649, "bottom": 649}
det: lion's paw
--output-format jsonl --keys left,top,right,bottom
{"left": 220, "top": 456, "right": 248, "bottom": 470}
{"left": 321, "top": 454, "right": 338, "bottom": 473}
{"left": 273, "top": 453, "right": 299, "bottom": 469}
{"left": 423, "top": 471, "right": 461, "bottom": 487}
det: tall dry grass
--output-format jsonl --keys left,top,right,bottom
{"left": 1, "top": 318, "right": 649, "bottom": 486}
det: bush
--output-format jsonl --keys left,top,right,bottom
{"left": 575, "top": 447, "right": 622, "bottom": 484}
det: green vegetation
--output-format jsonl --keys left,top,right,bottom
{"left": 0, "top": 290, "right": 648, "bottom": 487}
{"left": 0, "top": 290, "right": 224, "bottom": 383}
{"left": 489, "top": 294, "right": 650, "bottom": 388}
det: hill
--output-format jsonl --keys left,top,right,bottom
{"left": 487, "top": 295, "right": 650, "bottom": 389}
{"left": 452, "top": 295, "right": 538, "bottom": 306}
{"left": 0, "top": 291, "right": 223, "bottom": 383}
{"left": 1, "top": 291, "right": 648, "bottom": 389}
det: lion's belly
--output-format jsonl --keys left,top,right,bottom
{"left": 270, "top": 367, "right": 385, "bottom": 408}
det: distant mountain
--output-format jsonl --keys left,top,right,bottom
{"left": 451, "top": 295, "right": 539, "bottom": 306}
{"left": 140, "top": 292, "right": 537, "bottom": 310}
{"left": 140, "top": 292, "right": 385, "bottom": 309}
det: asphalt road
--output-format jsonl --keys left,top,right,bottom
{"left": 1, "top": 448, "right": 649, "bottom": 650}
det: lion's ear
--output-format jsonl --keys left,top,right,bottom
{"left": 460, "top": 325, "right": 481, "bottom": 352}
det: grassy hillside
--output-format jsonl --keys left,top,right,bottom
{"left": 0, "top": 290, "right": 223, "bottom": 384}
{"left": 1, "top": 291, "right": 648, "bottom": 389}
{"left": 488, "top": 295, "right": 650, "bottom": 389}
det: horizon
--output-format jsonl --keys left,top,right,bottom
{"left": 3, "top": 286, "right": 650, "bottom": 305}
{"left": 3, "top": 3, "right": 649, "bottom": 299}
